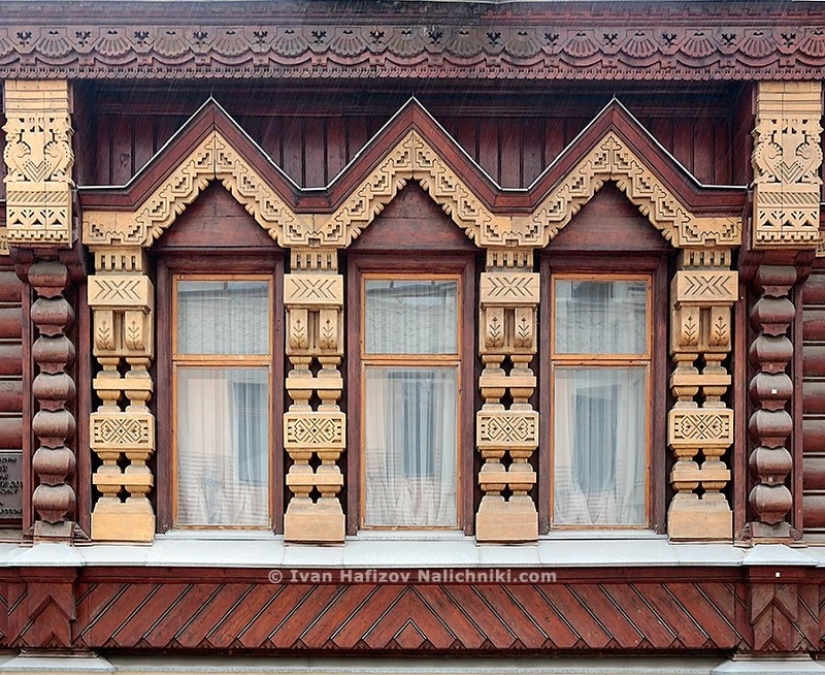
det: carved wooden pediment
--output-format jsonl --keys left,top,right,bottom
{"left": 80, "top": 97, "right": 744, "bottom": 253}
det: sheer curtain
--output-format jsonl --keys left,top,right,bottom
{"left": 176, "top": 369, "right": 269, "bottom": 526}
{"left": 364, "top": 368, "right": 457, "bottom": 527}
{"left": 175, "top": 280, "right": 271, "bottom": 527}
{"left": 363, "top": 279, "right": 459, "bottom": 528}
{"left": 552, "top": 278, "right": 648, "bottom": 526}
{"left": 553, "top": 368, "right": 646, "bottom": 525}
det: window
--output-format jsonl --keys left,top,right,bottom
{"left": 360, "top": 276, "right": 461, "bottom": 528}
{"left": 172, "top": 276, "right": 273, "bottom": 527}
{"left": 550, "top": 275, "right": 652, "bottom": 528}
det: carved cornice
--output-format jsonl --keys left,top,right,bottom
{"left": 1, "top": 1, "right": 825, "bottom": 80}
{"left": 521, "top": 132, "right": 742, "bottom": 248}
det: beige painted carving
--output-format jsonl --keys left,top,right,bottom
{"left": 753, "top": 81, "right": 823, "bottom": 249}
{"left": 476, "top": 270, "right": 539, "bottom": 543}
{"left": 283, "top": 271, "right": 346, "bottom": 543}
{"left": 82, "top": 131, "right": 308, "bottom": 248}
{"left": 518, "top": 132, "right": 741, "bottom": 249}
{"left": 667, "top": 253, "right": 737, "bottom": 541}
{"left": 3, "top": 80, "right": 74, "bottom": 248}
{"left": 87, "top": 250, "right": 156, "bottom": 542}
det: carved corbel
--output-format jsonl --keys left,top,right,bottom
{"left": 667, "top": 248, "right": 737, "bottom": 541}
{"left": 283, "top": 249, "right": 345, "bottom": 543}
{"left": 87, "top": 247, "right": 156, "bottom": 542}
{"left": 3, "top": 80, "right": 74, "bottom": 248}
{"left": 476, "top": 250, "right": 539, "bottom": 542}
{"left": 753, "top": 81, "right": 823, "bottom": 250}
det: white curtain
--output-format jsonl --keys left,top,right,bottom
{"left": 175, "top": 279, "right": 271, "bottom": 528}
{"left": 553, "top": 367, "right": 646, "bottom": 526}
{"left": 176, "top": 368, "right": 270, "bottom": 527}
{"left": 364, "top": 367, "right": 458, "bottom": 527}
{"left": 362, "top": 279, "right": 459, "bottom": 528}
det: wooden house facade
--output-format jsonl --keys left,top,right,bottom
{"left": 1, "top": 1, "right": 825, "bottom": 673}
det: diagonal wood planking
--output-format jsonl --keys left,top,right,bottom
{"left": 67, "top": 580, "right": 751, "bottom": 652}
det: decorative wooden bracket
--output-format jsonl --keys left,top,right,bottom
{"left": 3, "top": 80, "right": 74, "bottom": 250}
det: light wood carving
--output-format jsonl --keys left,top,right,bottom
{"left": 667, "top": 249, "right": 737, "bottom": 541}
{"left": 753, "top": 81, "right": 823, "bottom": 249}
{"left": 283, "top": 270, "right": 346, "bottom": 543}
{"left": 476, "top": 270, "right": 539, "bottom": 542}
{"left": 82, "top": 131, "right": 307, "bottom": 248}
{"left": 518, "top": 132, "right": 742, "bottom": 249}
{"left": 87, "top": 247, "right": 156, "bottom": 542}
{"left": 3, "top": 80, "right": 74, "bottom": 247}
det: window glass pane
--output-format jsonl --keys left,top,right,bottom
{"left": 177, "top": 280, "right": 269, "bottom": 355}
{"left": 364, "top": 367, "right": 458, "bottom": 527}
{"left": 176, "top": 368, "right": 269, "bottom": 527}
{"left": 554, "top": 279, "right": 647, "bottom": 355}
{"left": 553, "top": 367, "right": 646, "bottom": 526}
{"left": 365, "top": 280, "right": 457, "bottom": 354}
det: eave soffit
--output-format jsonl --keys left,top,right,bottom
{"left": 80, "top": 96, "right": 744, "bottom": 251}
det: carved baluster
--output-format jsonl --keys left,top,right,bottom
{"left": 88, "top": 248, "right": 156, "bottom": 542}
{"left": 476, "top": 253, "right": 539, "bottom": 542}
{"left": 283, "top": 252, "right": 345, "bottom": 543}
{"left": 28, "top": 261, "right": 77, "bottom": 542}
{"left": 747, "top": 265, "right": 797, "bottom": 540}
{"left": 667, "top": 250, "right": 736, "bottom": 541}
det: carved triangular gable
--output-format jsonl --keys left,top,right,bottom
{"left": 83, "top": 130, "right": 307, "bottom": 248}
{"left": 516, "top": 131, "right": 741, "bottom": 249}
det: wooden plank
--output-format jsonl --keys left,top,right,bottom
{"left": 803, "top": 309, "right": 825, "bottom": 341}
{"left": 650, "top": 118, "right": 673, "bottom": 155}
{"left": 281, "top": 116, "right": 304, "bottom": 187}
{"left": 803, "top": 456, "right": 825, "bottom": 489}
{"left": 803, "top": 419, "right": 825, "bottom": 449}
{"left": 303, "top": 117, "right": 326, "bottom": 188}
{"left": 545, "top": 118, "right": 565, "bottom": 165}
{"left": 692, "top": 117, "right": 714, "bottom": 185}
{"left": 802, "top": 272, "right": 825, "bottom": 305}
{"left": 478, "top": 118, "right": 501, "bottom": 182}
{"left": 0, "top": 381, "right": 22, "bottom": 413}
{"left": 132, "top": 114, "right": 155, "bottom": 175}
{"left": 672, "top": 118, "right": 694, "bottom": 174}
{"left": 0, "top": 308, "right": 22, "bottom": 339}
{"left": 522, "top": 117, "right": 544, "bottom": 186}
{"left": 111, "top": 114, "right": 133, "bottom": 185}
{"left": 0, "top": 418, "right": 22, "bottom": 451}
{"left": 803, "top": 381, "right": 825, "bottom": 415}
{"left": 714, "top": 120, "right": 731, "bottom": 184}
{"left": 455, "top": 117, "right": 477, "bottom": 165}
{"left": 802, "top": 494, "right": 825, "bottom": 529}
{"left": 326, "top": 116, "right": 347, "bottom": 183}
{"left": 499, "top": 118, "right": 522, "bottom": 188}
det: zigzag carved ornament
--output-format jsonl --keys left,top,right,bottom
{"left": 80, "top": 97, "right": 744, "bottom": 252}
{"left": 2, "top": 0, "right": 825, "bottom": 81}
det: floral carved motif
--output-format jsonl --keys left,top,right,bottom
{"left": 3, "top": 80, "right": 74, "bottom": 247}
{"left": 752, "top": 81, "right": 823, "bottom": 250}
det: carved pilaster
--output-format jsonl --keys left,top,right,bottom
{"left": 87, "top": 247, "right": 155, "bottom": 542}
{"left": 3, "top": 81, "right": 74, "bottom": 247}
{"left": 667, "top": 249, "right": 737, "bottom": 541}
{"left": 283, "top": 253, "right": 345, "bottom": 543}
{"left": 746, "top": 265, "right": 798, "bottom": 541}
{"left": 476, "top": 258, "right": 539, "bottom": 542}
{"left": 753, "top": 81, "right": 823, "bottom": 249}
{"left": 28, "top": 261, "right": 76, "bottom": 542}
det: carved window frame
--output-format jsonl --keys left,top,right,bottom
{"left": 155, "top": 254, "right": 286, "bottom": 533}
{"left": 538, "top": 254, "right": 669, "bottom": 534}
{"left": 346, "top": 254, "right": 477, "bottom": 535}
